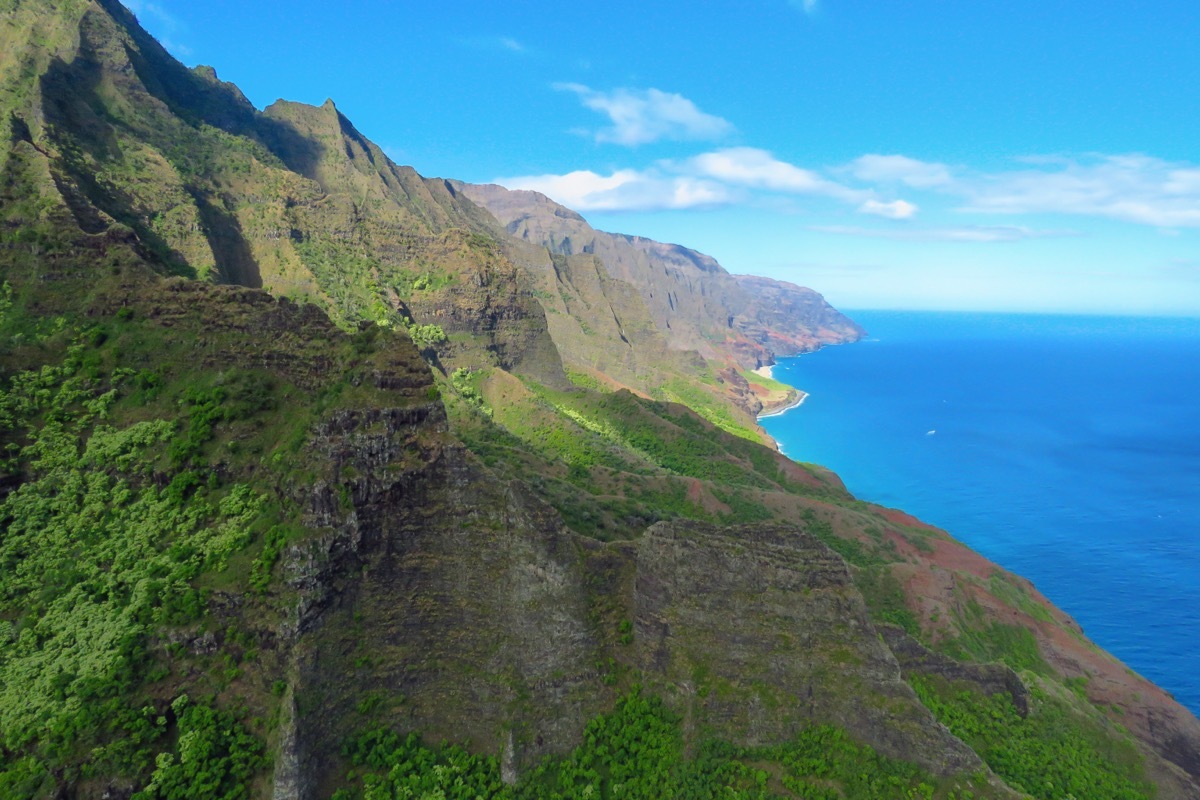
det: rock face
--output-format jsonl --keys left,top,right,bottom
{"left": 274, "top": 424, "right": 991, "bottom": 795}
{"left": 633, "top": 521, "right": 980, "bottom": 776}
{"left": 459, "top": 182, "right": 866, "bottom": 369}
{"left": 880, "top": 624, "right": 1030, "bottom": 716}
{"left": 733, "top": 274, "right": 866, "bottom": 357}
{"left": 284, "top": 411, "right": 606, "bottom": 796}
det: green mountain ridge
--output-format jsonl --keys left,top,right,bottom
{"left": 1, "top": 2, "right": 1199, "bottom": 798}
{"left": 456, "top": 182, "right": 864, "bottom": 372}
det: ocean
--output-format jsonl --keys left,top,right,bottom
{"left": 761, "top": 310, "right": 1200, "bottom": 717}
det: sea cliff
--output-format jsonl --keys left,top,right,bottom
{"left": 0, "top": 2, "right": 1197, "bottom": 798}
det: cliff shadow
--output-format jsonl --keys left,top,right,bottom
{"left": 189, "top": 189, "right": 262, "bottom": 288}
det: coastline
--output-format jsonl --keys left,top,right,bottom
{"left": 760, "top": 310, "right": 1200, "bottom": 719}
{"left": 751, "top": 358, "right": 807, "bottom": 454}
{"left": 753, "top": 364, "right": 775, "bottom": 381}
{"left": 757, "top": 388, "right": 807, "bottom": 419}
{"left": 751, "top": 360, "right": 808, "bottom": 420}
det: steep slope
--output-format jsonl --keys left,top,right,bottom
{"left": 0, "top": 218, "right": 997, "bottom": 798}
{"left": 458, "top": 182, "right": 865, "bottom": 369}
{"left": 3, "top": 0, "right": 773, "bottom": 449}
{"left": 3, "top": 0, "right": 845, "bottom": 439}
{"left": 6, "top": 0, "right": 563, "bottom": 385}
{"left": 2, "top": 2, "right": 1200, "bottom": 799}
{"left": 490, "top": 239, "right": 776, "bottom": 438}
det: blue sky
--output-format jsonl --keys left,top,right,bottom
{"left": 125, "top": 0, "right": 1200, "bottom": 315}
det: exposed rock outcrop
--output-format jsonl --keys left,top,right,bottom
{"left": 633, "top": 521, "right": 980, "bottom": 777}
{"left": 880, "top": 623, "right": 1030, "bottom": 716}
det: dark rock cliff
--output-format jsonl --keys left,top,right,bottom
{"left": 632, "top": 521, "right": 980, "bottom": 776}
{"left": 268, "top": 397, "right": 991, "bottom": 796}
{"left": 271, "top": 414, "right": 1000, "bottom": 796}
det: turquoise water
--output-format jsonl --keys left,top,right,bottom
{"left": 761, "top": 310, "right": 1200, "bottom": 716}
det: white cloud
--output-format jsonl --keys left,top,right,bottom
{"left": 556, "top": 84, "right": 734, "bottom": 146}
{"left": 498, "top": 147, "right": 922, "bottom": 215}
{"left": 1164, "top": 169, "right": 1200, "bottom": 195}
{"left": 846, "top": 153, "right": 1200, "bottom": 229}
{"left": 809, "top": 224, "right": 1075, "bottom": 243}
{"left": 790, "top": 0, "right": 819, "bottom": 13}
{"left": 849, "top": 154, "right": 953, "bottom": 188}
{"left": 684, "top": 148, "right": 919, "bottom": 217}
{"left": 858, "top": 199, "right": 919, "bottom": 219}
{"left": 499, "top": 148, "right": 1200, "bottom": 231}
{"left": 961, "top": 155, "right": 1200, "bottom": 227}
{"left": 456, "top": 35, "right": 531, "bottom": 56}
{"left": 496, "top": 168, "right": 734, "bottom": 212}
{"left": 686, "top": 147, "right": 862, "bottom": 200}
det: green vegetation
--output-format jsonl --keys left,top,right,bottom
{"left": 292, "top": 239, "right": 454, "bottom": 341}
{"left": 403, "top": 318, "right": 448, "bottom": 349}
{"left": 987, "top": 572, "right": 1054, "bottom": 624}
{"left": 855, "top": 566, "right": 920, "bottom": 635}
{"left": 170, "top": 372, "right": 278, "bottom": 466}
{"left": 336, "top": 690, "right": 985, "bottom": 800}
{"left": 450, "top": 367, "right": 491, "bottom": 415}
{"left": 294, "top": 239, "right": 396, "bottom": 328}
{"left": 800, "top": 509, "right": 887, "bottom": 568}
{"left": 135, "top": 695, "right": 265, "bottom": 800}
{"left": 522, "top": 384, "right": 775, "bottom": 489}
{"left": 0, "top": 337, "right": 277, "bottom": 794}
{"left": 738, "top": 368, "right": 793, "bottom": 396}
{"left": 563, "top": 368, "right": 607, "bottom": 392}
{"left": 249, "top": 525, "right": 292, "bottom": 593}
{"left": 654, "top": 377, "right": 760, "bottom": 441}
{"left": 912, "top": 677, "right": 1152, "bottom": 800}
{"left": 406, "top": 270, "right": 456, "bottom": 295}
{"left": 334, "top": 729, "right": 506, "bottom": 800}
{"left": 937, "top": 599, "right": 1050, "bottom": 674}
{"left": 451, "top": 375, "right": 854, "bottom": 541}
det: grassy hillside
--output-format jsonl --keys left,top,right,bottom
{"left": 2, "top": 2, "right": 1199, "bottom": 798}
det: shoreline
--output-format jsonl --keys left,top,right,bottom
{"left": 757, "top": 388, "right": 808, "bottom": 420}
{"left": 752, "top": 359, "right": 808, "bottom": 421}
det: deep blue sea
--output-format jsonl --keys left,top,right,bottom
{"left": 762, "top": 310, "right": 1200, "bottom": 717}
